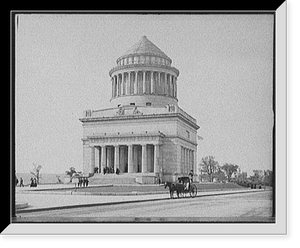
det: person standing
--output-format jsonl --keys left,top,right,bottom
{"left": 33, "top": 178, "right": 37, "bottom": 187}
{"left": 30, "top": 178, "right": 34, "bottom": 187}
{"left": 189, "top": 170, "right": 194, "bottom": 183}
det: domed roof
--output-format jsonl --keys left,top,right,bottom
{"left": 118, "top": 35, "right": 171, "bottom": 62}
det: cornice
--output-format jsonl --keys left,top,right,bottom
{"left": 79, "top": 112, "right": 200, "bottom": 130}
{"left": 109, "top": 63, "right": 179, "bottom": 77}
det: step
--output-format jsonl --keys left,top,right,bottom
{"left": 89, "top": 175, "right": 136, "bottom": 185}
{"left": 89, "top": 173, "right": 157, "bottom": 185}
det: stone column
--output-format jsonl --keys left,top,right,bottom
{"left": 170, "top": 75, "right": 173, "bottom": 97}
{"left": 119, "top": 146, "right": 125, "bottom": 172}
{"left": 167, "top": 74, "right": 170, "bottom": 97}
{"left": 128, "top": 72, "right": 131, "bottom": 95}
{"left": 134, "top": 71, "right": 138, "bottom": 94}
{"left": 161, "top": 73, "right": 165, "bottom": 95}
{"left": 186, "top": 148, "right": 189, "bottom": 173}
{"left": 174, "top": 77, "right": 177, "bottom": 98}
{"left": 128, "top": 145, "right": 133, "bottom": 173}
{"left": 114, "top": 145, "right": 119, "bottom": 172}
{"left": 142, "top": 71, "right": 146, "bottom": 94}
{"left": 118, "top": 74, "right": 122, "bottom": 95}
{"left": 142, "top": 144, "right": 147, "bottom": 173}
{"left": 95, "top": 146, "right": 100, "bottom": 173}
{"left": 165, "top": 73, "right": 169, "bottom": 96}
{"left": 101, "top": 145, "right": 106, "bottom": 173}
{"left": 150, "top": 71, "right": 154, "bottom": 94}
{"left": 194, "top": 149, "right": 197, "bottom": 176}
{"left": 122, "top": 72, "right": 126, "bottom": 95}
{"left": 118, "top": 74, "right": 121, "bottom": 96}
{"left": 172, "top": 75, "right": 175, "bottom": 97}
{"left": 133, "top": 145, "right": 138, "bottom": 172}
{"left": 191, "top": 150, "right": 195, "bottom": 173}
{"left": 90, "top": 146, "right": 95, "bottom": 174}
{"left": 176, "top": 144, "right": 181, "bottom": 174}
{"left": 115, "top": 76, "right": 118, "bottom": 97}
{"left": 154, "top": 144, "right": 160, "bottom": 174}
{"left": 185, "top": 147, "right": 188, "bottom": 173}
{"left": 111, "top": 77, "right": 114, "bottom": 98}
{"left": 158, "top": 72, "right": 161, "bottom": 95}
{"left": 106, "top": 146, "right": 112, "bottom": 169}
{"left": 182, "top": 147, "right": 185, "bottom": 174}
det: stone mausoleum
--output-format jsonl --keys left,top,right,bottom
{"left": 80, "top": 36, "right": 200, "bottom": 183}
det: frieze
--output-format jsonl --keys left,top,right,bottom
{"left": 88, "top": 133, "right": 163, "bottom": 145}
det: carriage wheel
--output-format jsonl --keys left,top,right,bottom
{"left": 189, "top": 185, "right": 197, "bottom": 198}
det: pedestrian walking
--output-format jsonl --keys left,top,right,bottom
{"left": 86, "top": 178, "right": 89, "bottom": 187}
{"left": 19, "top": 177, "right": 24, "bottom": 187}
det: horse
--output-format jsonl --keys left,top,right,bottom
{"left": 164, "top": 182, "right": 180, "bottom": 199}
{"left": 165, "top": 180, "right": 193, "bottom": 198}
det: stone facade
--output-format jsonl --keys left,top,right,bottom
{"left": 80, "top": 36, "right": 200, "bottom": 182}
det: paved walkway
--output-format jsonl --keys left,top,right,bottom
{"left": 15, "top": 184, "right": 267, "bottom": 213}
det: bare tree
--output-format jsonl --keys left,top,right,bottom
{"left": 200, "top": 156, "right": 219, "bottom": 182}
{"left": 30, "top": 163, "right": 42, "bottom": 184}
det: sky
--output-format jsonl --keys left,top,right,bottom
{"left": 15, "top": 13, "right": 274, "bottom": 175}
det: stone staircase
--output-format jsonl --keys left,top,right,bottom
{"left": 88, "top": 173, "right": 138, "bottom": 185}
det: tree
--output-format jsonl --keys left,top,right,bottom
{"left": 200, "top": 156, "right": 219, "bottom": 182}
{"left": 65, "top": 167, "right": 77, "bottom": 183}
{"left": 213, "top": 166, "right": 227, "bottom": 183}
{"left": 249, "top": 170, "right": 264, "bottom": 184}
{"left": 30, "top": 163, "right": 42, "bottom": 184}
{"left": 237, "top": 172, "right": 248, "bottom": 183}
{"left": 221, "top": 163, "right": 239, "bottom": 182}
{"left": 263, "top": 170, "right": 273, "bottom": 186}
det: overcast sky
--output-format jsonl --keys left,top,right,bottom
{"left": 15, "top": 13, "right": 274, "bottom": 175}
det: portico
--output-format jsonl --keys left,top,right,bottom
{"left": 83, "top": 132, "right": 163, "bottom": 176}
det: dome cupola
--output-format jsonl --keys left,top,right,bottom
{"left": 109, "top": 36, "right": 180, "bottom": 108}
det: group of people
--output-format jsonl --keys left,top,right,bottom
{"left": 103, "top": 166, "right": 114, "bottom": 174}
{"left": 77, "top": 177, "right": 89, "bottom": 187}
{"left": 15, "top": 177, "right": 36, "bottom": 187}
{"left": 15, "top": 177, "right": 25, "bottom": 187}
{"left": 30, "top": 178, "right": 37, "bottom": 187}
{"left": 94, "top": 166, "right": 121, "bottom": 175}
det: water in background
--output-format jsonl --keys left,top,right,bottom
{"left": 16, "top": 173, "right": 66, "bottom": 185}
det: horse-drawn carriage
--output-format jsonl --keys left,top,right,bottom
{"left": 164, "top": 176, "right": 197, "bottom": 199}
